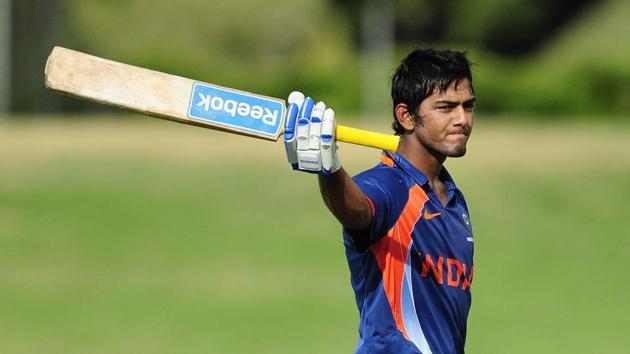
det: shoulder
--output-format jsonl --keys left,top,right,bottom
{"left": 353, "top": 164, "right": 412, "bottom": 202}
{"left": 344, "top": 163, "right": 413, "bottom": 248}
{"left": 353, "top": 162, "right": 408, "bottom": 184}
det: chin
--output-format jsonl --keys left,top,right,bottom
{"left": 447, "top": 149, "right": 466, "bottom": 157}
{"left": 443, "top": 136, "right": 469, "bottom": 157}
{"left": 444, "top": 145, "right": 467, "bottom": 158}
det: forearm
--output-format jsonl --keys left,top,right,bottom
{"left": 318, "top": 167, "right": 372, "bottom": 231}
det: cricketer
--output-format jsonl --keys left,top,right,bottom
{"left": 284, "top": 48, "right": 476, "bottom": 354}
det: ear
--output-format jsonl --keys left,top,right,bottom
{"left": 394, "top": 103, "right": 416, "bottom": 132}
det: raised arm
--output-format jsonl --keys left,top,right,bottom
{"left": 283, "top": 91, "right": 372, "bottom": 232}
{"left": 318, "top": 169, "right": 372, "bottom": 231}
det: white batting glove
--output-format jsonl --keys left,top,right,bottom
{"left": 283, "top": 91, "right": 341, "bottom": 175}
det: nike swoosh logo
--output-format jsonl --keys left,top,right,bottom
{"left": 423, "top": 210, "right": 442, "bottom": 220}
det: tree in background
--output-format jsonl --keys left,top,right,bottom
{"left": 64, "top": 0, "right": 359, "bottom": 113}
{"left": 5, "top": 0, "right": 629, "bottom": 116}
{"left": 0, "top": 0, "right": 10, "bottom": 113}
{"left": 9, "top": 0, "right": 66, "bottom": 112}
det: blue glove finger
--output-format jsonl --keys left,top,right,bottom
{"left": 298, "top": 97, "right": 314, "bottom": 121}
{"left": 296, "top": 97, "right": 314, "bottom": 151}
{"left": 284, "top": 103, "right": 299, "bottom": 141}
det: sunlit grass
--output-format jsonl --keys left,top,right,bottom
{"left": 1, "top": 117, "right": 629, "bottom": 353}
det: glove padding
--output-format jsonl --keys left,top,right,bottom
{"left": 284, "top": 91, "right": 341, "bottom": 175}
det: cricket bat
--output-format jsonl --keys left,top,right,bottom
{"left": 44, "top": 46, "right": 399, "bottom": 152}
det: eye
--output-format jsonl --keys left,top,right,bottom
{"left": 463, "top": 102, "right": 475, "bottom": 112}
{"left": 437, "top": 105, "right": 453, "bottom": 112}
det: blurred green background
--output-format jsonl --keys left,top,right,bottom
{"left": 1, "top": 0, "right": 630, "bottom": 353}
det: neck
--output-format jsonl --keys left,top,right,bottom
{"left": 396, "top": 134, "right": 445, "bottom": 182}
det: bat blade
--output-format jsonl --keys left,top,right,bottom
{"left": 45, "top": 46, "right": 400, "bottom": 151}
{"left": 45, "top": 46, "right": 285, "bottom": 141}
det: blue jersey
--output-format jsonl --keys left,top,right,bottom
{"left": 343, "top": 151, "right": 474, "bottom": 354}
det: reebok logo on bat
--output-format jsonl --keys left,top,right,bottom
{"left": 195, "top": 93, "right": 279, "bottom": 126}
{"left": 187, "top": 82, "right": 285, "bottom": 139}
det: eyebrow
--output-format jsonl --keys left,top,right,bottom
{"left": 434, "top": 97, "right": 476, "bottom": 105}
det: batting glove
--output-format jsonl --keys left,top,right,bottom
{"left": 284, "top": 91, "right": 341, "bottom": 175}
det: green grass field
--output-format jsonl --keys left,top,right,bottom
{"left": 1, "top": 116, "right": 629, "bottom": 353}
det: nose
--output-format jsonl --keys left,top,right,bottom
{"left": 452, "top": 105, "right": 468, "bottom": 126}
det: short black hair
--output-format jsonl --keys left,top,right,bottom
{"left": 391, "top": 49, "right": 474, "bottom": 135}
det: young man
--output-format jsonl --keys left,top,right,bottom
{"left": 284, "top": 49, "right": 475, "bottom": 354}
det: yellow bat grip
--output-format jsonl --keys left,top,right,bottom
{"left": 335, "top": 125, "right": 399, "bottom": 152}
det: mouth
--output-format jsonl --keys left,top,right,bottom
{"left": 447, "top": 132, "right": 469, "bottom": 139}
{"left": 446, "top": 128, "right": 471, "bottom": 138}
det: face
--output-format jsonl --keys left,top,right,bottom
{"left": 411, "top": 79, "right": 475, "bottom": 158}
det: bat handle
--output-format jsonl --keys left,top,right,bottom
{"left": 335, "top": 124, "right": 399, "bottom": 152}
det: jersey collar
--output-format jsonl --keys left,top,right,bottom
{"left": 382, "top": 150, "right": 459, "bottom": 201}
